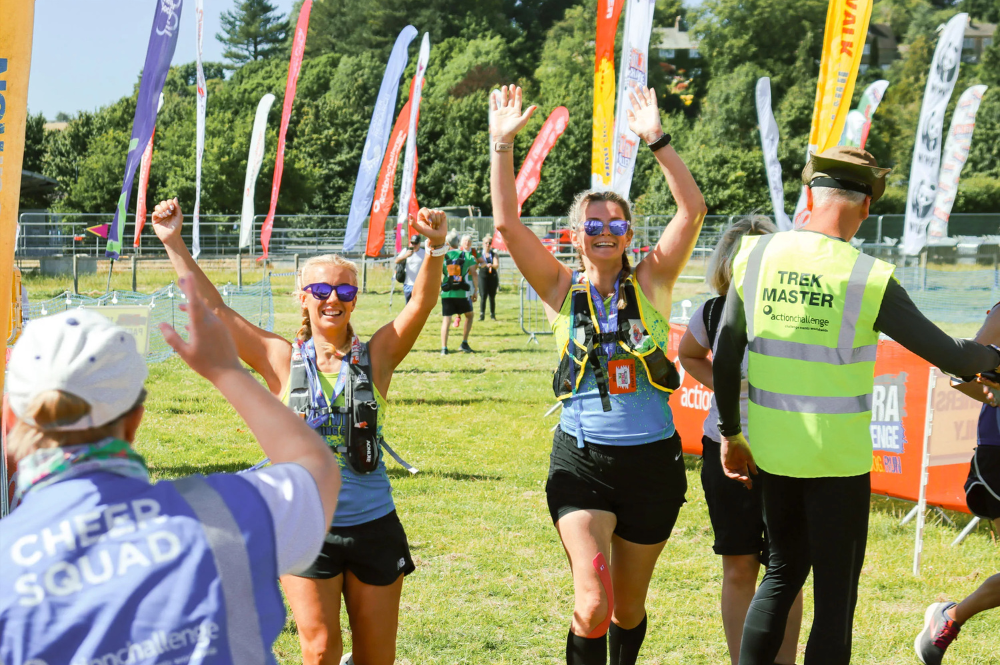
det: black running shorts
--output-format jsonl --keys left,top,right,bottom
{"left": 442, "top": 297, "right": 473, "bottom": 317}
{"left": 965, "top": 446, "right": 1000, "bottom": 520}
{"left": 546, "top": 427, "right": 687, "bottom": 545}
{"left": 701, "top": 436, "right": 768, "bottom": 563}
{"left": 295, "top": 510, "right": 416, "bottom": 585}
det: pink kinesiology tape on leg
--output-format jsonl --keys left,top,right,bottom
{"left": 586, "top": 552, "right": 614, "bottom": 638}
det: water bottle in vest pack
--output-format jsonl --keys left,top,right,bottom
{"left": 0, "top": 473, "right": 286, "bottom": 665}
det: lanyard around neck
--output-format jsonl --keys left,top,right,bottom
{"left": 301, "top": 338, "right": 353, "bottom": 428}
{"left": 589, "top": 277, "right": 621, "bottom": 358}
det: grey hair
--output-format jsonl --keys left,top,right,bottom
{"left": 446, "top": 229, "right": 460, "bottom": 248}
{"left": 460, "top": 234, "right": 473, "bottom": 248}
{"left": 811, "top": 186, "right": 868, "bottom": 207}
{"left": 706, "top": 214, "right": 777, "bottom": 295}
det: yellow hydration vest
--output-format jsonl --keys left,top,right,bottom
{"left": 733, "top": 231, "right": 894, "bottom": 478}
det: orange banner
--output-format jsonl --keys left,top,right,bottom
{"left": 0, "top": 0, "right": 36, "bottom": 399}
{"left": 366, "top": 96, "right": 412, "bottom": 257}
{"left": 591, "top": 0, "right": 624, "bottom": 190}
{"left": 667, "top": 325, "right": 977, "bottom": 513}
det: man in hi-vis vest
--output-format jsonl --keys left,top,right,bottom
{"left": 713, "top": 146, "right": 1000, "bottom": 665}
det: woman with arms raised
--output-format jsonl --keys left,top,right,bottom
{"left": 152, "top": 200, "right": 448, "bottom": 665}
{"left": 489, "top": 85, "right": 706, "bottom": 665}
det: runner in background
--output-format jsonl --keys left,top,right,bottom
{"left": 151, "top": 198, "right": 448, "bottom": 665}
{"left": 677, "top": 215, "right": 803, "bottom": 665}
{"left": 395, "top": 234, "right": 426, "bottom": 304}
{"left": 454, "top": 235, "right": 482, "bottom": 328}
{"left": 441, "top": 230, "right": 478, "bottom": 354}
{"left": 490, "top": 83, "right": 707, "bottom": 665}
{"left": 915, "top": 305, "right": 1000, "bottom": 665}
{"left": 479, "top": 235, "right": 500, "bottom": 321}
{"left": 0, "top": 281, "right": 340, "bottom": 665}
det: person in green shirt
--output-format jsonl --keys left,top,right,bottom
{"left": 440, "top": 229, "right": 479, "bottom": 354}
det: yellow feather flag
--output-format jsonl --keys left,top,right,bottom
{"left": 808, "top": 0, "right": 874, "bottom": 154}
{"left": 591, "top": 0, "right": 624, "bottom": 190}
{"left": 0, "top": 0, "right": 36, "bottom": 392}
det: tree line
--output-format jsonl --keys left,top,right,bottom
{"left": 20, "top": 0, "right": 1000, "bottom": 225}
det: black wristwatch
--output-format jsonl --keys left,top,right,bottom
{"left": 646, "top": 133, "right": 672, "bottom": 152}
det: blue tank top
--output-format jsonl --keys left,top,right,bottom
{"left": 0, "top": 471, "right": 286, "bottom": 665}
{"left": 977, "top": 403, "right": 1000, "bottom": 447}
{"left": 282, "top": 370, "right": 395, "bottom": 528}
{"left": 553, "top": 278, "right": 676, "bottom": 446}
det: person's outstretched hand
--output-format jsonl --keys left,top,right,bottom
{"left": 411, "top": 208, "right": 448, "bottom": 246}
{"left": 159, "top": 273, "right": 242, "bottom": 384}
{"left": 152, "top": 198, "right": 184, "bottom": 248}
{"left": 490, "top": 85, "right": 536, "bottom": 143}
{"left": 722, "top": 432, "right": 758, "bottom": 490}
{"left": 626, "top": 84, "right": 665, "bottom": 145}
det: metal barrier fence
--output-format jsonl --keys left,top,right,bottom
{"left": 24, "top": 275, "right": 275, "bottom": 363}
{"left": 519, "top": 279, "right": 552, "bottom": 344}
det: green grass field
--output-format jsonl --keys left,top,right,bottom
{"left": 21, "top": 268, "right": 1000, "bottom": 664}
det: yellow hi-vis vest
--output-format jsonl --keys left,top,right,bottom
{"left": 733, "top": 231, "right": 895, "bottom": 478}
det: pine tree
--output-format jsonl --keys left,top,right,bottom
{"left": 216, "top": 0, "right": 288, "bottom": 67}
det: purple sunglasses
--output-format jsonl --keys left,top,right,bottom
{"left": 303, "top": 282, "right": 359, "bottom": 302}
{"left": 583, "top": 219, "right": 630, "bottom": 237}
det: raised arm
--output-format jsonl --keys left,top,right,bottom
{"left": 161, "top": 274, "right": 340, "bottom": 529}
{"left": 152, "top": 199, "right": 291, "bottom": 394}
{"left": 490, "top": 85, "right": 573, "bottom": 318}
{"left": 370, "top": 209, "right": 448, "bottom": 394}
{"left": 627, "top": 86, "right": 707, "bottom": 314}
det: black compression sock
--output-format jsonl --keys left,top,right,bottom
{"left": 608, "top": 615, "right": 647, "bottom": 665}
{"left": 566, "top": 630, "right": 607, "bottom": 665}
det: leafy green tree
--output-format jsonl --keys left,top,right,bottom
{"left": 693, "top": 0, "right": 826, "bottom": 94}
{"left": 217, "top": 0, "right": 289, "bottom": 67}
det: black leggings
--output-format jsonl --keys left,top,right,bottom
{"left": 739, "top": 470, "right": 870, "bottom": 665}
{"left": 479, "top": 270, "right": 499, "bottom": 316}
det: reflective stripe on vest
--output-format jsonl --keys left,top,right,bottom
{"left": 173, "top": 476, "right": 268, "bottom": 665}
{"left": 734, "top": 230, "right": 894, "bottom": 477}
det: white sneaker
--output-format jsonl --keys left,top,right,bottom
{"left": 339, "top": 653, "right": 354, "bottom": 665}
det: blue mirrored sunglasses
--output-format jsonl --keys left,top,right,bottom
{"left": 304, "top": 282, "right": 358, "bottom": 302}
{"left": 583, "top": 219, "right": 630, "bottom": 236}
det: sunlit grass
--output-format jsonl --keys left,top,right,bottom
{"left": 20, "top": 270, "right": 1000, "bottom": 664}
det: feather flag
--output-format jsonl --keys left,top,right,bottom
{"left": 239, "top": 93, "right": 277, "bottom": 250}
{"left": 902, "top": 13, "right": 968, "bottom": 255}
{"left": 342, "top": 25, "right": 419, "bottom": 252}
{"left": 192, "top": 0, "right": 207, "bottom": 259}
{"left": 395, "top": 33, "right": 430, "bottom": 253}
{"left": 611, "top": 0, "right": 655, "bottom": 199}
{"left": 134, "top": 94, "right": 165, "bottom": 248}
{"left": 791, "top": 0, "right": 874, "bottom": 228}
{"left": 516, "top": 106, "right": 570, "bottom": 214}
{"left": 106, "top": 0, "right": 183, "bottom": 258}
{"left": 259, "top": 0, "right": 313, "bottom": 260}
{"left": 366, "top": 92, "right": 414, "bottom": 258}
{"left": 927, "top": 85, "right": 987, "bottom": 241}
{"left": 755, "top": 78, "right": 791, "bottom": 231}
{"left": 591, "top": 0, "right": 625, "bottom": 191}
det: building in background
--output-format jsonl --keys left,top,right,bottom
{"left": 963, "top": 21, "right": 995, "bottom": 63}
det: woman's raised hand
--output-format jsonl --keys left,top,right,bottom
{"left": 626, "top": 84, "right": 664, "bottom": 145}
{"left": 489, "top": 85, "right": 536, "bottom": 143}
{"left": 411, "top": 208, "right": 448, "bottom": 246}
{"left": 151, "top": 198, "right": 184, "bottom": 247}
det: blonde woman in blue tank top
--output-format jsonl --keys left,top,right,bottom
{"left": 490, "top": 84, "right": 707, "bottom": 665}
{"left": 151, "top": 199, "right": 448, "bottom": 665}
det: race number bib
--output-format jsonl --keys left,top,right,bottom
{"left": 447, "top": 264, "right": 463, "bottom": 281}
{"left": 608, "top": 358, "right": 637, "bottom": 394}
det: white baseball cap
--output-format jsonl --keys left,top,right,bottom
{"left": 8, "top": 309, "right": 148, "bottom": 430}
